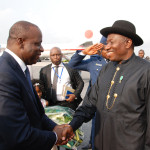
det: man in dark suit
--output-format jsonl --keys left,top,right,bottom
{"left": 0, "top": 21, "right": 73, "bottom": 150}
{"left": 40, "top": 47, "right": 84, "bottom": 111}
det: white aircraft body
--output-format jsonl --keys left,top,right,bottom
{"left": 40, "top": 41, "right": 93, "bottom": 59}
{"left": 0, "top": 41, "right": 93, "bottom": 60}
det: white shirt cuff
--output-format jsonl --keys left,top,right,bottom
{"left": 53, "top": 131, "right": 58, "bottom": 144}
{"left": 78, "top": 51, "right": 86, "bottom": 56}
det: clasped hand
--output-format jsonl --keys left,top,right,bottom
{"left": 53, "top": 124, "right": 74, "bottom": 145}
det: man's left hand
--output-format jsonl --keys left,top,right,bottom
{"left": 66, "top": 94, "right": 76, "bottom": 102}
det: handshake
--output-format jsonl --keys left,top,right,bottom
{"left": 53, "top": 124, "right": 74, "bottom": 145}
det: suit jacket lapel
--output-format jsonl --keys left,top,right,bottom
{"left": 16, "top": 65, "right": 39, "bottom": 107}
{"left": 3, "top": 51, "right": 40, "bottom": 109}
{"left": 46, "top": 64, "right": 52, "bottom": 88}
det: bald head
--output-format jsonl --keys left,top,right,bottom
{"left": 6, "top": 20, "right": 44, "bottom": 65}
{"left": 50, "top": 47, "right": 62, "bottom": 65}
{"left": 7, "top": 21, "right": 40, "bottom": 43}
{"left": 50, "top": 47, "right": 61, "bottom": 54}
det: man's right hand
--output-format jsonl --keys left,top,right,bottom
{"left": 61, "top": 124, "right": 74, "bottom": 142}
{"left": 82, "top": 43, "right": 104, "bottom": 55}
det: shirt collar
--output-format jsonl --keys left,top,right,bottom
{"left": 113, "top": 53, "right": 135, "bottom": 66}
{"left": 5, "top": 48, "right": 27, "bottom": 72}
{"left": 51, "top": 62, "right": 64, "bottom": 68}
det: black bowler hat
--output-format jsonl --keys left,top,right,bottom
{"left": 100, "top": 20, "right": 143, "bottom": 46}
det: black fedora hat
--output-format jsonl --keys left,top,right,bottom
{"left": 100, "top": 20, "right": 143, "bottom": 46}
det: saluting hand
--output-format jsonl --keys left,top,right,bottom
{"left": 82, "top": 43, "right": 104, "bottom": 55}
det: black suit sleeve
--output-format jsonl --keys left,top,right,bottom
{"left": 39, "top": 68, "right": 46, "bottom": 99}
{"left": 72, "top": 69, "right": 84, "bottom": 97}
{"left": 69, "top": 73, "right": 99, "bottom": 131}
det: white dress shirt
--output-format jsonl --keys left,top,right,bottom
{"left": 51, "top": 63, "right": 73, "bottom": 101}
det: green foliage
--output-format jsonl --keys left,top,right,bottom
{"left": 45, "top": 106, "right": 84, "bottom": 149}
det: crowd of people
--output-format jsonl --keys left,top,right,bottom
{"left": 0, "top": 19, "right": 150, "bottom": 150}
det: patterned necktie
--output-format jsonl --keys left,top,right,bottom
{"left": 52, "top": 66, "right": 58, "bottom": 101}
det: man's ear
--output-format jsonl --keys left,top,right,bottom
{"left": 126, "top": 39, "right": 133, "bottom": 48}
{"left": 17, "top": 38, "right": 24, "bottom": 49}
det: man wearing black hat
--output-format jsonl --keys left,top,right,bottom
{"left": 62, "top": 20, "right": 150, "bottom": 150}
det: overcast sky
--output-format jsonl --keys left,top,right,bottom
{"left": 0, "top": 0, "right": 150, "bottom": 56}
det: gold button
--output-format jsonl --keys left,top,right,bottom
{"left": 114, "top": 93, "right": 118, "bottom": 98}
{"left": 107, "top": 95, "right": 110, "bottom": 99}
{"left": 111, "top": 80, "right": 114, "bottom": 85}
{"left": 116, "top": 67, "right": 120, "bottom": 71}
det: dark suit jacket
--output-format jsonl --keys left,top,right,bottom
{"left": 0, "top": 51, "right": 57, "bottom": 150}
{"left": 40, "top": 63, "right": 84, "bottom": 109}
